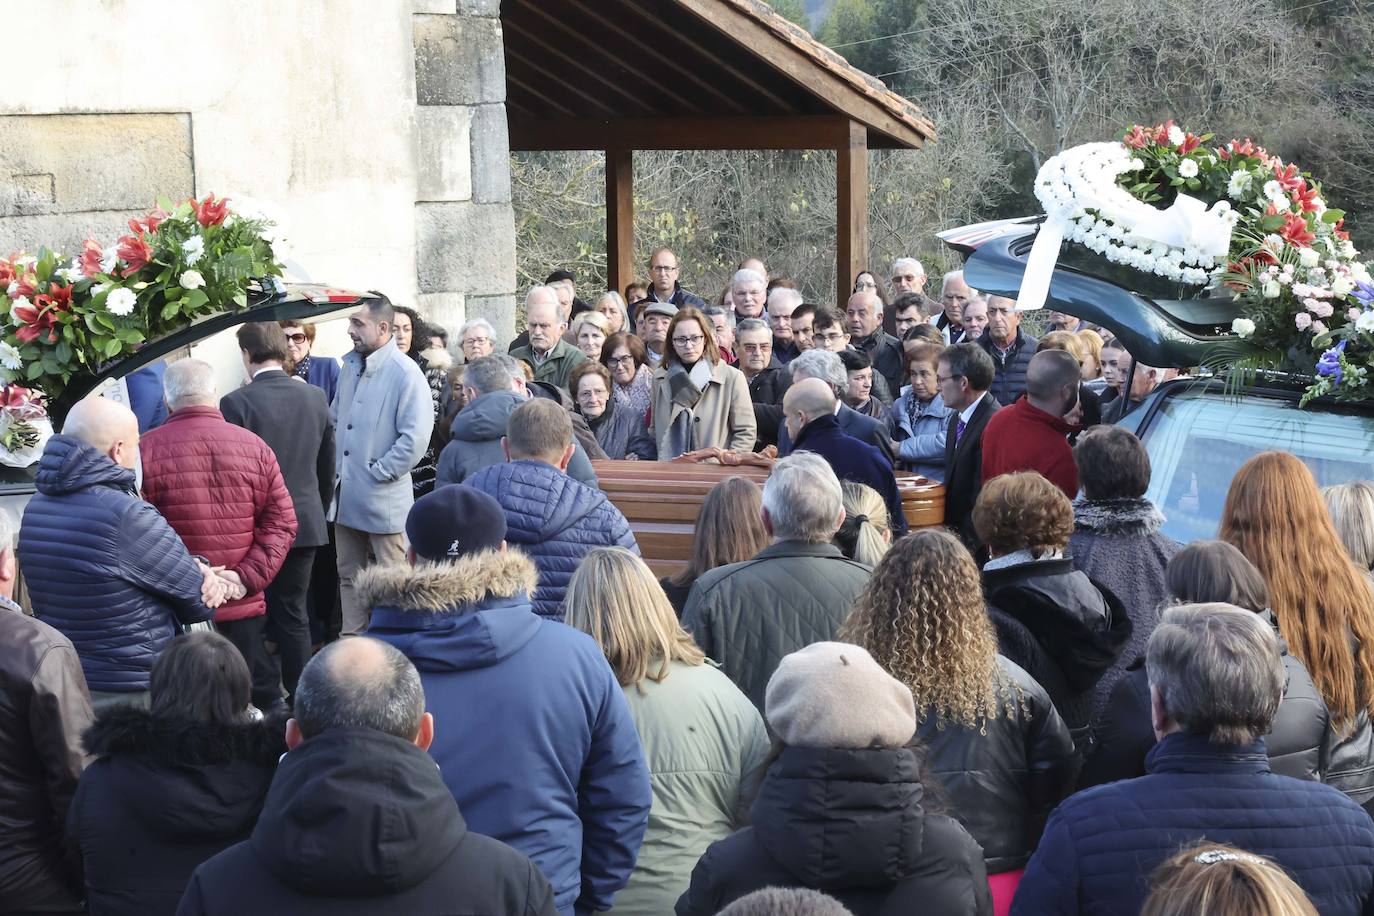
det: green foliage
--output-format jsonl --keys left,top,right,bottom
{"left": 765, "top": 0, "right": 809, "bottom": 28}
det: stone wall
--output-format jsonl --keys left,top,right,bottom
{"left": 0, "top": 0, "right": 518, "bottom": 353}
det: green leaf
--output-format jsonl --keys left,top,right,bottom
{"left": 85, "top": 312, "right": 105, "bottom": 334}
{"left": 24, "top": 361, "right": 42, "bottom": 381}
{"left": 160, "top": 300, "right": 181, "bottom": 321}
{"left": 183, "top": 289, "right": 208, "bottom": 311}
{"left": 1259, "top": 215, "right": 1286, "bottom": 232}
{"left": 1322, "top": 209, "right": 1345, "bottom": 224}
{"left": 54, "top": 341, "right": 71, "bottom": 363}
{"left": 103, "top": 337, "right": 123, "bottom": 358}
{"left": 1185, "top": 178, "right": 1201, "bottom": 191}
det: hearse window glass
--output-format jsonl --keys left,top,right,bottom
{"left": 1140, "top": 387, "right": 1374, "bottom": 544}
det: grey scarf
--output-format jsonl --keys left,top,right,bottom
{"left": 664, "top": 359, "right": 714, "bottom": 457}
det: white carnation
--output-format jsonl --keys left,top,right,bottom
{"left": 1231, "top": 318, "right": 1256, "bottom": 337}
{"left": 0, "top": 342, "right": 21, "bottom": 371}
{"left": 1228, "top": 171, "right": 1253, "bottom": 199}
{"left": 179, "top": 270, "right": 205, "bottom": 290}
{"left": 1178, "top": 159, "right": 1199, "bottom": 179}
{"left": 181, "top": 235, "right": 204, "bottom": 265}
{"left": 1358, "top": 311, "right": 1374, "bottom": 333}
{"left": 1299, "top": 247, "right": 1320, "bottom": 268}
{"left": 1168, "top": 125, "right": 1185, "bottom": 146}
{"left": 1262, "top": 280, "right": 1281, "bottom": 299}
{"left": 1332, "top": 277, "right": 1355, "bottom": 298}
{"left": 1263, "top": 180, "right": 1285, "bottom": 201}
{"left": 105, "top": 288, "right": 137, "bottom": 317}
{"left": 56, "top": 266, "right": 83, "bottom": 284}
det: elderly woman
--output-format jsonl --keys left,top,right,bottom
{"left": 602, "top": 331, "right": 653, "bottom": 421}
{"left": 459, "top": 317, "right": 496, "bottom": 364}
{"left": 1324, "top": 480, "right": 1374, "bottom": 576}
{"left": 569, "top": 310, "right": 611, "bottom": 362}
{"left": 571, "top": 362, "right": 640, "bottom": 460}
{"left": 594, "top": 291, "right": 629, "bottom": 335}
{"left": 650, "top": 306, "right": 755, "bottom": 459}
{"left": 565, "top": 548, "right": 767, "bottom": 916}
{"left": 974, "top": 471, "right": 1132, "bottom": 756}
{"left": 280, "top": 320, "right": 339, "bottom": 402}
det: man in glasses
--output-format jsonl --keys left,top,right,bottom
{"left": 634, "top": 247, "right": 705, "bottom": 311}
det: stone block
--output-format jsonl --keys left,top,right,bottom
{"left": 415, "top": 200, "right": 516, "bottom": 296}
{"left": 466, "top": 292, "right": 517, "bottom": 345}
{"left": 0, "top": 113, "right": 193, "bottom": 218}
{"left": 418, "top": 291, "right": 466, "bottom": 338}
{"left": 416, "top": 106, "right": 473, "bottom": 202}
{"left": 413, "top": 14, "right": 505, "bottom": 107}
{"left": 0, "top": 210, "right": 142, "bottom": 260}
{"left": 412, "top": 0, "right": 454, "bottom": 12}
{"left": 457, "top": 0, "right": 501, "bottom": 16}
{"left": 470, "top": 103, "right": 511, "bottom": 204}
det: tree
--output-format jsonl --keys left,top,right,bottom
{"left": 765, "top": 0, "right": 810, "bottom": 29}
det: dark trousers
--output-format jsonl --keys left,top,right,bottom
{"left": 265, "top": 546, "right": 317, "bottom": 702}
{"left": 308, "top": 526, "right": 342, "bottom": 645}
{"left": 219, "top": 616, "right": 283, "bottom": 713}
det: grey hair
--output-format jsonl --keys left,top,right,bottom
{"left": 731, "top": 268, "right": 766, "bottom": 290}
{"left": 767, "top": 287, "right": 804, "bottom": 310}
{"left": 736, "top": 318, "right": 770, "bottom": 336}
{"left": 294, "top": 637, "right": 426, "bottom": 741}
{"left": 1147, "top": 602, "right": 1285, "bottom": 745}
{"left": 942, "top": 269, "right": 964, "bottom": 286}
{"left": 892, "top": 257, "right": 925, "bottom": 277}
{"left": 762, "top": 452, "right": 844, "bottom": 543}
{"left": 525, "top": 285, "right": 561, "bottom": 309}
{"left": 718, "top": 887, "right": 855, "bottom": 916}
{"left": 460, "top": 317, "right": 495, "bottom": 340}
{"left": 594, "top": 291, "right": 629, "bottom": 327}
{"left": 0, "top": 507, "right": 15, "bottom": 554}
{"left": 464, "top": 354, "right": 519, "bottom": 396}
{"left": 789, "top": 348, "right": 848, "bottom": 397}
{"left": 1324, "top": 481, "right": 1374, "bottom": 572}
{"left": 163, "top": 358, "right": 218, "bottom": 409}
{"left": 703, "top": 305, "right": 736, "bottom": 330}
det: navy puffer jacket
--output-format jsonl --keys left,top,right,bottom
{"left": 466, "top": 459, "right": 639, "bottom": 618}
{"left": 18, "top": 435, "right": 211, "bottom": 692}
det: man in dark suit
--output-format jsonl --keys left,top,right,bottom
{"left": 775, "top": 348, "right": 896, "bottom": 466}
{"left": 938, "top": 342, "right": 1000, "bottom": 551}
{"left": 220, "top": 321, "right": 335, "bottom": 703}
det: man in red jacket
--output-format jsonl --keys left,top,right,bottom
{"left": 981, "top": 349, "right": 1081, "bottom": 498}
{"left": 140, "top": 358, "right": 297, "bottom": 713}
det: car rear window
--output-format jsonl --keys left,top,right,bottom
{"left": 1139, "top": 386, "right": 1374, "bottom": 543}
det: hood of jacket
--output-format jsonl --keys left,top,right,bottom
{"left": 34, "top": 434, "right": 135, "bottom": 497}
{"left": 471, "top": 459, "right": 606, "bottom": 543}
{"left": 984, "top": 557, "right": 1132, "bottom": 691}
{"left": 751, "top": 746, "right": 924, "bottom": 890}
{"left": 1073, "top": 497, "right": 1167, "bottom": 536}
{"left": 361, "top": 549, "right": 545, "bottom": 673}
{"left": 451, "top": 389, "right": 523, "bottom": 443}
{"left": 250, "top": 727, "right": 465, "bottom": 896}
{"left": 82, "top": 706, "right": 284, "bottom": 841}
{"left": 418, "top": 346, "right": 453, "bottom": 372}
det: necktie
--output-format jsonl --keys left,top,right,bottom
{"left": 956, "top": 417, "right": 968, "bottom": 444}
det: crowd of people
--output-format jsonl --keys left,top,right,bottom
{"left": 2, "top": 250, "right": 1374, "bottom": 916}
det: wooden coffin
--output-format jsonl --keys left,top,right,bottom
{"left": 594, "top": 459, "right": 946, "bottom": 578}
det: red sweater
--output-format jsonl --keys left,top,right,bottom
{"left": 980, "top": 396, "right": 1079, "bottom": 498}
{"left": 140, "top": 405, "right": 297, "bottom": 622}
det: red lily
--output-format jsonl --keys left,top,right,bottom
{"left": 1335, "top": 218, "right": 1350, "bottom": 242}
{"left": 190, "top": 194, "right": 230, "bottom": 228}
{"left": 13, "top": 272, "right": 36, "bottom": 299}
{"left": 1279, "top": 212, "right": 1316, "bottom": 248}
{"left": 1152, "top": 120, "right": 1176, "bottom": 145}
{"left": 1123, "top": 125, "right": 1149, "bottom": 149}
{"left": 1178, "top": 132, "right": 1201, "bottom": 154}
{"left": 0, "top": 260, "right": 13, "bottom": 291}
{"left": 79, "top": 239, "right": 105, "bottom": 278}
{"left": 1292, "top": 181, "right": 1320, "bottom": 213}
{"left": 13, "top": 291, "right": 68, "bottom": 345}
{"left": 1272, "top": 161, "right": 1304, "bottom": 192}
{"left": 116, "top": 234, "right": 152, "bottom": 278}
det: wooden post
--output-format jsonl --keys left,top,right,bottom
{"left": 836, "top": 119, "right": 868, "bottom": 308}
{"left": 606, "top": 148, "right": 636, "bottom": 299}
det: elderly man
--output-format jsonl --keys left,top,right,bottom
{"left": 0, "top": 506, "right": 93, "bottom": 914}
{"left": 845, "top": 290, "right": 904, "bottom": 399}
{"left": 939, "top": 343, "right": 1001, "bottom": 550}
{"left": 437, "top": 354, "right": 597, "bottom": 487}
{"left": 777, "top": 348, "right": 896, "bottom": 465}
{"left": 730, "top": 268, "right": 767, "bottom": 321}
{"left": 978, "top": 295, "right": 1038, "bottom": 406}
{"left": 639, "top": 301, "right": 675, "bottom": 368}
{"left": 790, "top": 303, "right": 816, "bottom": 354}
{"left": 459, "top": 317, "right": 496, "bottom": 362}
{"left": 736, "top": 318, "right": 787, "bottom": 450}
{"left": 766, "top": 287, "right": 803, "bottom": 364}
{"left": 1048, "top": 310, "right": 1082, "bottom": 333}
{"left": 332, "top": 295, "right": 434, "bottom": 636}
{"left": 636, "top": 247, "right": 706, "bottom": 309}
{"left": 785, "top": 378, "right": 905, "bottom": 536}
{"left": 890, "top": 257, "right": 926, "bottom": 298}
{"left": 1102, "top": 357, "right": 1166, "bottom": 423}
{"left": 220, "top": 322, "right": 334, "bottom": 705}
{"left": 681, "top": 453, "right": 872, "bottom": 709}
{"left": 141, "top": 359, "right": 298, "bottom": 712}
{"left": 961, "top": 296, "right": 990, "bottom": 343}
{"left": 934, "top": 271, "right": 974, "bottom": 343}
{"left": 178, "top": 638, "right": 559, "bottom": 915}
{"left": 20, "top": 397, "right": 220, "bottom": 708}
{"left": 704, "top": 306, "right": 738, "bottom": 366}
{"left": 510, "top": 286, "right": 588, "bottom": 392}
{"left": 740, "top": 257, "right": 769, "bottom": 282}
{"left": 980, "top": 349, "right": 1081, "bottom": 499}
{"left": 1014, "top": 603, "right": 1374, "bottom": 916}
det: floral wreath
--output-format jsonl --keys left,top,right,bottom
{"left": 1027, "top": 121, "right": 1371, "bottom": 404}
{"left": 0, "top": 194, "right": 286, "bottom": 406}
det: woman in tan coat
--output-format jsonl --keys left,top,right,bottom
{"left": 650, "top": 306, "right": 755, "bottom": 459}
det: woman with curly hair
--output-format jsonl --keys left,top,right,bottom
{"left": 392, "top": 304, "right": 452, "bottom": 498}
{"left": 1221, "top": 451, "right": 1374, "bottom": 812}
{"left": 975, "top": 471, "right": 1133, "bottom": 755}
{"left": 839, "top": 528, "right": 1075, "bottom": 911}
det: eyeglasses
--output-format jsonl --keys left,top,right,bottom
{"left": 651, "top": 264, "right": 678, "bottom": 272}
{"left": 672, "top": 334, "right": 705, "bottom": 346}
{"left": 936, "top": 373, "right": 961, "bottom": 384}
{"left": 814, "top": 332, "right": 846, "bottom": 344}
{"left": 285, "top": 332, "right": 308, "bottom": 344}
{"left": 463, "top": 336, "right": 491, "bottom": 347}
{"left": 607, "top": 355, "right": 635, "bottom": 366}
{"left": 855, "top": 280, "right": 877, "bottom": 290}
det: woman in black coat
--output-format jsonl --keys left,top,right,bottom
{"left": 1080, "top": 540, "right": 1332, "bottom": 788}
{"left": 975, "top": 473, "right": 1133, "bottom": 756}
{"left": 676, "top": 641, "right": 991, "bottom": 916}
{"left": 67, "top": 632, "right": 285, "bottom": 916}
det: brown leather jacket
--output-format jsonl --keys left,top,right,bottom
{"left": 0, "top": 595, "right": 93, "bottom": 909}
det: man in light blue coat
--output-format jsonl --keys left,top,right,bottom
{"left": 331, "top": 296, "right": 434, "bottom": 635}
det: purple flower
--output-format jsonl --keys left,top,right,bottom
{"left": 1317, "top": 339, "right": 1346, "bottom": 384}
{"left": 1356, "top": 280, "right": 1374, "bottom": 308}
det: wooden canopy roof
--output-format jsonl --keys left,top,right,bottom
{"left": 501, "top": 0, "right": 936, "bottom": 301}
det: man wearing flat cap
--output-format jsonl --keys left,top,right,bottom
{"left": 361, "top": 485, "right": 651, "bottom": 916}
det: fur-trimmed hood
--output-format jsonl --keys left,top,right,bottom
{"left": 354, "top": 549, "right": 538, "bottom": 613}
{"left": 1073, "top": 497, "right": 1167, "bottom": 536}
{"left": 419, "top": 346, "right": 454, "bottom": 372}
{"left": 83, "top": 705, "right": 286, "bottom": 766}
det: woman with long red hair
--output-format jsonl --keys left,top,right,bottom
{"left": 1220, "top": 451, "right": 1374, "bottom": 812}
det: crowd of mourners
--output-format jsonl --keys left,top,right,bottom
{"left": 5, "top": 249, "right": 1374, "bottom": 916}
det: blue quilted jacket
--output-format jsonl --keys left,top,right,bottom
{"left": 1012, "top": 732, "right": 1374, "bottom": 916}
{"left": 18, "top": 435, "right": 211, "bottom": 692}
{"left": 466, "top": 460, "right": 639, "bottom": 618}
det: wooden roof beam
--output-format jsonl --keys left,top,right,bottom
{"left": 510, "top": 115, "right": 853, "bottom": 152}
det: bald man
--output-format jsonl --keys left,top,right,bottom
{"left": 980, "top": 349, "right": 1082, "bottom": 497}
{"left": 19, "top": 395, "right": 222, "bottom": 709}
{"left": 784, "top": 378, "right": 906, "bottom": 537}
{"left": 845, "top": 290, "right": 905, "bottom": 399}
